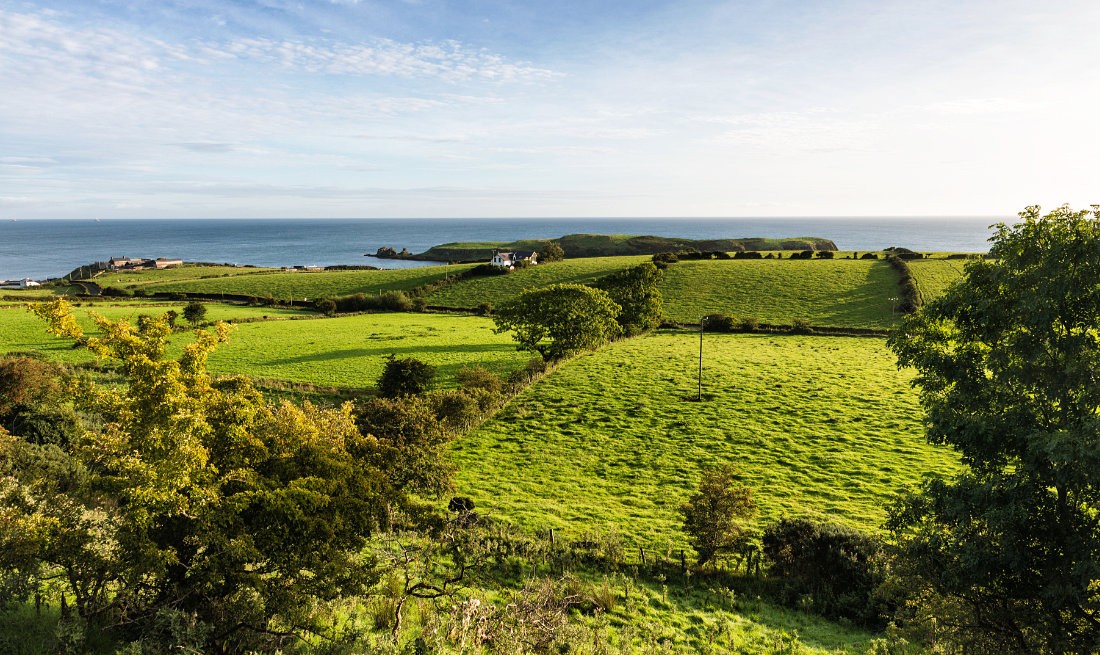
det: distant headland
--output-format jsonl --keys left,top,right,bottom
{"left": 372, "top": 233, "right": 838, "bottom": 262}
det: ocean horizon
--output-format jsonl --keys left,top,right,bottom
{"left": 0, "top": 216, "right": 1002, "bottom": 281}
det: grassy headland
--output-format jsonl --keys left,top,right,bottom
{"left": 393, "top": 233, "right": 838, "bottom": 262}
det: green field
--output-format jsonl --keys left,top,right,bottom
{"left": 908, "top": 258, "right": 971, "bottom": 301}
{"left": 206, "top": 312, "right": 530, "bottom": 389}
{"left": 427, "top": 256, "right": 650, "bottom": 308}
{"left": 97, "top": 264, "right": 472, "bottom": 299}
{"left": 454, "top": 332, "right": 957, "bottom": 548}
{"left": 659, "top": 259, "right": 899, "bottom": 328}
{"left": 92, "top": 264, "right": 278, "bottom": 288}
{"left": 0, "top": 301, "right": 309, "bottom": 365}
{"left": 2, "top": 302, "right": 529, "bottom": 390}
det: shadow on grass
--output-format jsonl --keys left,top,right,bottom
{"left": 261, "top": 342, "right": 517, "bottom": 365}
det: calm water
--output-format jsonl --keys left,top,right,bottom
{"left": 0, "top": 217, "right": 1001, "bottom": 281}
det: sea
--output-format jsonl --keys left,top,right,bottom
{"left": 0, "top": 217, "right": 1002, "bottom": 282}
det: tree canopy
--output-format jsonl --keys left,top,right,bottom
{"left": 888, "top": 205, "right": 1100, "bottom": 653}
{"left": 591, "top": 261, "right": 663, "bottom": 336}
{"left": 492, "top": 283, "right": 622, "bottom": 360}
{"left": 2, "top": 299, "right": 393, "bottom": 652}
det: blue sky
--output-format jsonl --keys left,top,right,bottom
{"left": 1, "top": 0, "right": 1097, "bottom": 218}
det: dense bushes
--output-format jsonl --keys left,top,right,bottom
{"left": 333, "top": 290, "right": 415, "bottom": 313}
{"left": 763, "top": 518, "right": 891, "bottom": 627}
{"left": 884, "top": 255, "right": 922, "bottom": 313}
{"left": 378, "top": 355, "right": 436, "bottom": 397}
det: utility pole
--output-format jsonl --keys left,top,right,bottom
{"left": 698, "top": 316, "right": 706, "bottom": 401}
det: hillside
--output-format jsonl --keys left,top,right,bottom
{"left": 454, "top": 332, "right": 959, "bottom": 547}
{"left": 393, "top": 233, "right": 838, "bottom": 262}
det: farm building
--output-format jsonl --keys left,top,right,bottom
{"left": 489, "top": 250, "right": 538, "bottom": 269}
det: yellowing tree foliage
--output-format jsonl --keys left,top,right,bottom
{"left": 3, "top": 299, "right": 391, "bottom": 652}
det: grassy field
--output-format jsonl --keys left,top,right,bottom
{"left": 0, "top": 301, "right": 309, "bottom": 365}
{"left": 205, "top": 312, "right": 530, "bottom": 389}
{"left": 96, "top": 264, "right": 473, "bottom": 299}
{"left": 658, "top": 259, "right": 899, "bottom": 328}
{"left": 92, "top": 264, "right": 278, "bottom": 288}
{"left": 2, "top": 302, "right": 530, "bottom": 390}
{"left": 454, "top": 332, "right": 957, "bottom": 549}
{"left": 427, "top": 256, "right": 650, "bottom": 308}
{"left": 908, "top": 258, "right": 971, "bottom": 302}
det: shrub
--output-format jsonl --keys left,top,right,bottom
{"left": 315, "top": 298, "right": 337, "bottom": 316}
{"left": 333, "top": 291, "right": 414, "bottom": 313}
{"left": 539, "top": 241, "right": 565, "bottom": 262}
{"left": 815, "top": 250, "right": 835, "bottom": 259}
{"left": 681, "top": 464, "right": 756, "bottom": 566}
{"left": 467, "top": 263, "right": 510, "bottom": 277}
{"left": 734, "top": 251, "right": 763, "bottom": 259}
{"left": 763, "top": 518, "right": 890, "bottom": 627}
{"left": 456, "top": 365, "right": 503, "bottom": 395}
{"left": 739, "top": 316, "right": 760, "bottom": 332}
{"left": 789, "top": 317, "right": 813, "bottom": 334}
{"left": 860, "top": 252, "right": 879, "bottom": 259}
{"left": 790, "top": 250, "right": 814, "bottom": 260}
{"left": 377, "top": 355, "right": 436, "bottom": 398}
{"left": 702, "top": 313, "right": 736, "bottom": 333}
{"left": 182, "top": 301, "right": 207, "bottom": 326}
{"left": 652, "top": 252, "right": 679, "bottom": 266}
{"left": 476, "top": 301, "right": 493, "bottom": 316}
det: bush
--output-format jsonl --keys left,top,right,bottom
{"left": 763, "top": 518, "right": 891, "bottom": 627}
{"left": 377, "top": 355, "right": 436, "bottom": 398}
{"left": 702, "top": 313, "right": 736, "bottom": 332}
{"left": 333, "top": 291, "right": 414, "bottom": 313}
{"left": 315, "top": 298, "right": 337, "bottom": 316}
{"left": 815, "top": 250, "right": 835, "bottom": 259}
{"left": 539, "top": 241, "right": 565, "bottom": 262}
{"left": 789, "top": 317, "right": 813, "bottom": 334}
{"left": 734, "top": 251, "right": 763, "bottom": 259}
{"left": 681, "top": 464, "right": 756, "bottom": 566}
{"left": 476, "top": 301, "right": 493, "bottom": 316}
{"left": 860, "top": 252, "right": 879, "bottom": 259}
{"left": 652, "top": 252, "right": 679, "bottom": 266}
{"left": 182, "top": 301, "right": 207, "bottom": 326}
{"left": 739, "top": 316, "right": 760, "bottom": 332}
{"left": 456, "top": 365, "right": 503, "bottom": 395}
{"left": 467, "top": 263, "right": 510, "bottom": 277}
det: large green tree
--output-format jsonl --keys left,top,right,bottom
{"left": 591, "top": 261, "right": 663, "bottom": 336}
{"left": 492, "top": 283, "right": 622, "bottom": 360}
{"left": 888, "top": 205, "right": 1100, "bottom": 653}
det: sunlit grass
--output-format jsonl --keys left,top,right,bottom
{"left": 455, "top": 332, "right": 957, "bottom": 549}
{"left": 426, "top": 256, "right": 650, "bottom": 308}
{"left": 659, "top": 259, "right": 899, "bottom": 328}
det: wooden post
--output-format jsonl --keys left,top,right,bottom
{"left": 680, "top": 549, "right": 687, "bottom": 572}
{"left": 550, "top": 528, "right": 556, "bottom": 546}
{"left": 640, "top": 547, "right": 646, "bottom": 566}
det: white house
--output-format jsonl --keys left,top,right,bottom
{"left": 0, "top": 278, "right": 42, "bottom": 289}
{"left": 489, "top": 250, "right": 538, "bottom": 269}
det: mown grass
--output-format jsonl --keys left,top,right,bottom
{"left": 92, "top": 264, "right": 277, "bottom": 288}
{"left": 1, "top": 303, "right": 530, "bottom": 391}
{"left": 427, "top": 256, "right": 650, "bottom": 308}
{"left": 454, "top": 332, "right": 957, "bottom": 550}
{"left": 97, "top": 265, "right": 473, "bottom": 300}
{"left": 658, "top": 259, "right": 899, "bottom": 329}
{"left": 205, "top": 312, "right": 531, "bottom": 389}
{"left": 0, "top": 301, "right": 309, "bottom": 365}
{"left": 908, "top": 258, "right": 971, "bottom": 302}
